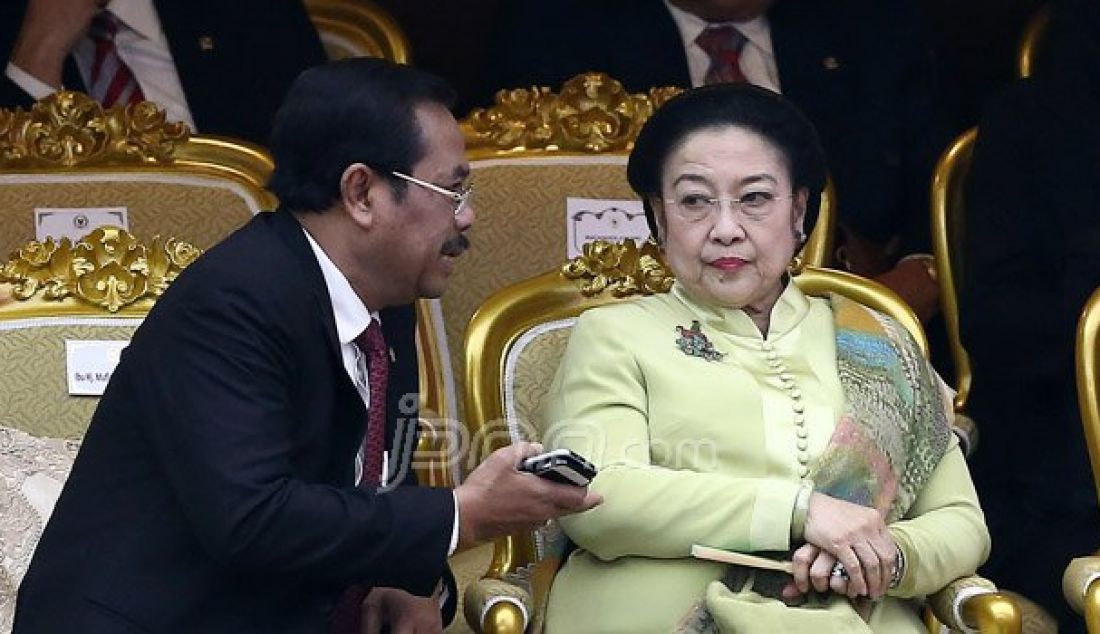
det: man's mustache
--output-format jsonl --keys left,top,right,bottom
{"left": 441, "top": 234, "right": 470, "bottom": 257}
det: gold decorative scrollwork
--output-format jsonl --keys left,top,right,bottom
{"left": 0, "top": 227, "right": 201, "bottom": 312}
{"left": 0, "top": 91, "right": 189, "bottom": 168}
{"left": 465, "top": 73, "right": 682, "bottom": 153}
{"left": 562, "top": 238, "right": 674, "bottom": 297}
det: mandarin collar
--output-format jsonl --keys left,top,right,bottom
{"left": 669, "top": 278, "right": 810, "bottom": 341}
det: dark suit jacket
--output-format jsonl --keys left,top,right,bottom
{"left": 483, "top": 0, "right": 951, "bottom": 258}
{"left": 0, "top": 0, "right": 327, "bottom": 145}
{"left": 14, "top": 209, "right": 456, "bottom": 633}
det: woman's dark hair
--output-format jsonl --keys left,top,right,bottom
{"left": 627, "top": 83, "right": 828, "bottom": 238}
{"left": 268, "top": 57, "right": 457, "bottom": 212}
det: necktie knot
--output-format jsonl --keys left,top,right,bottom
{"left": 90, "top": 11, "right": 122, "bottom": 42}
{"left": 354, "top": 320, "right": 387, "bottom": 366}
{"left": 695, "top": 25, "right": 747, "bottom": 57}
{"left": 696, "top": 25, "right": 749, "bottom": 85}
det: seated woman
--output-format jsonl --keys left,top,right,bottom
{"left": 542, "top": 84, "right": 989, "bottom": 633}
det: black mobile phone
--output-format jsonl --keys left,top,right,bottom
{"left": 518, "top": 449, "right": 598, "bottom": 486}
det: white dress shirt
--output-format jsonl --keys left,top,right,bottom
{"left": 663, "top": 0, "right": 782, "bottom": 92}
{"left": 5, "top": 0, "right": 195, "bottom": 131}
{"left": 302, "top": 228, "right": 459, "bottom": 556}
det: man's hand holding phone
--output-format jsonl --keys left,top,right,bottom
{"left": 454, "top": 442, "right": 601, "bottom": 549}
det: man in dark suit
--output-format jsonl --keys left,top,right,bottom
{"left": 483, "top": 0, "right": 950, "bottom": 323}
{"left": 0, "top": 0, "right": 327, "bottom": 144}
{"left": 13, "top": 58, "right": 600, "bottom": 633}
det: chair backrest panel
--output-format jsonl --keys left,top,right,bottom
{"left": 0, "top": 173, "right": 261, "bottom": 258}
{"left": 0, "top": 319, "right": 142, "bottom": 438}
{"left": 442, "top": 157, "right": 636, "bottom": 414}
{"left": 504, "top": 319, "right": 576, "bottom": 444}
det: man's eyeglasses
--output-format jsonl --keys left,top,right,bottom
{"left": 390, "top": 171, "right": 473, "bottom": 216}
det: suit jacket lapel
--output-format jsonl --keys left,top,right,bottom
{"left": 267, "top": 207, "right": 346, "bottom": 374}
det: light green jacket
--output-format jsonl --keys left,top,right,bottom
{"left": 542, "top": 283, "right": 990, "bottom": 633}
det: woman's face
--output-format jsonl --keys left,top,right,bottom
{"left": 652, "top": 125, "right": 807, "bottom": 313}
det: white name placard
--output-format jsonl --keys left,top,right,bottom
{"left": 35, "top": 207, "right": 129, "bottom": 243}
{"left": 65, "top": 340, "right": 129, "bottom": 396}
{"left": 565, "top": 198, "right": 651, "bottom": 258}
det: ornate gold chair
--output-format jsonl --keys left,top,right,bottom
{"left": 930, "top": 126, "right": 980, "bottom": 455}
{"left": 423, "top": 73, "right": 835, "bottom": 484}
{"left": 0, "top": 91, "right": 275, "bottom": 260}
{"left": 458, "top": 239, "right": 1019, "bottom": 634}
{"left": 1062, "top": 287, "right": 1100, "bottom": 632}
{"left": 1017, "top": 4, "right": 1052, "bottom": 78}
{"left": 0, "top": 228, "right": 200, "bottom": 630}
{"left": 303, "top": 0, "right": 410, "bottom": 62}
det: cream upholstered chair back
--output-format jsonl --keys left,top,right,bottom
{"left": 0, "top": 91, "right": 275, "bottom": 261}
{"left": 303, "top": 0, "right": 410, "bottom": 61}
{"left": 460, "top": 239, "right": 1019, "bottom": 634}
{"left": 0, "top": 227, "right": 199, "bottom": 631}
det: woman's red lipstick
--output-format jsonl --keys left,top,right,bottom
{"left": 709, "top": 257, "right": 748, "bottom": 271}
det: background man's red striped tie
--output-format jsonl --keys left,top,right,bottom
{"left": 88, "top": 12, "right": 145, "bottom": 107}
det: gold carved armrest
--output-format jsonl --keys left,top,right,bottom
{"left": 463, "top": 556, "right": 562, "bottom": 634}
{"left": 928, "top": 575, "right": 1021, "bottom": 633}
{"left": 1063, "top": 554, "right": 1100, "bottom": 628}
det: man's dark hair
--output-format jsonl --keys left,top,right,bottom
{"left": 268, "top": 57, "right": 457, "bottom": 212}
{"left": 627, "top": 83, "right": 827, "bottom": 237}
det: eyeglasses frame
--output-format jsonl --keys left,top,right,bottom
{"left": 390, "top": 170, "right": 473, "bottom": 216}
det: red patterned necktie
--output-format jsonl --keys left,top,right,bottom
{"left": 329, "top": 320, "right": 389, "bottom": 634}
{"left": 696, "top": 25, "right": 749, "bottom": 85}
{"left": 355, "top": 319, "right": 388, "bottom": 489}
{"left": 88, "top": 11, "right": 145, "bottom": 107}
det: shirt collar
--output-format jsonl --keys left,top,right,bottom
{"left": 301, "top": 228, "right": 377, "bottom": 345}
{"left": 103, "top": 0, "right": 167, "bottom": 45}
{"left": 663, "top": 0, "right": 774, "bottom": 57}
